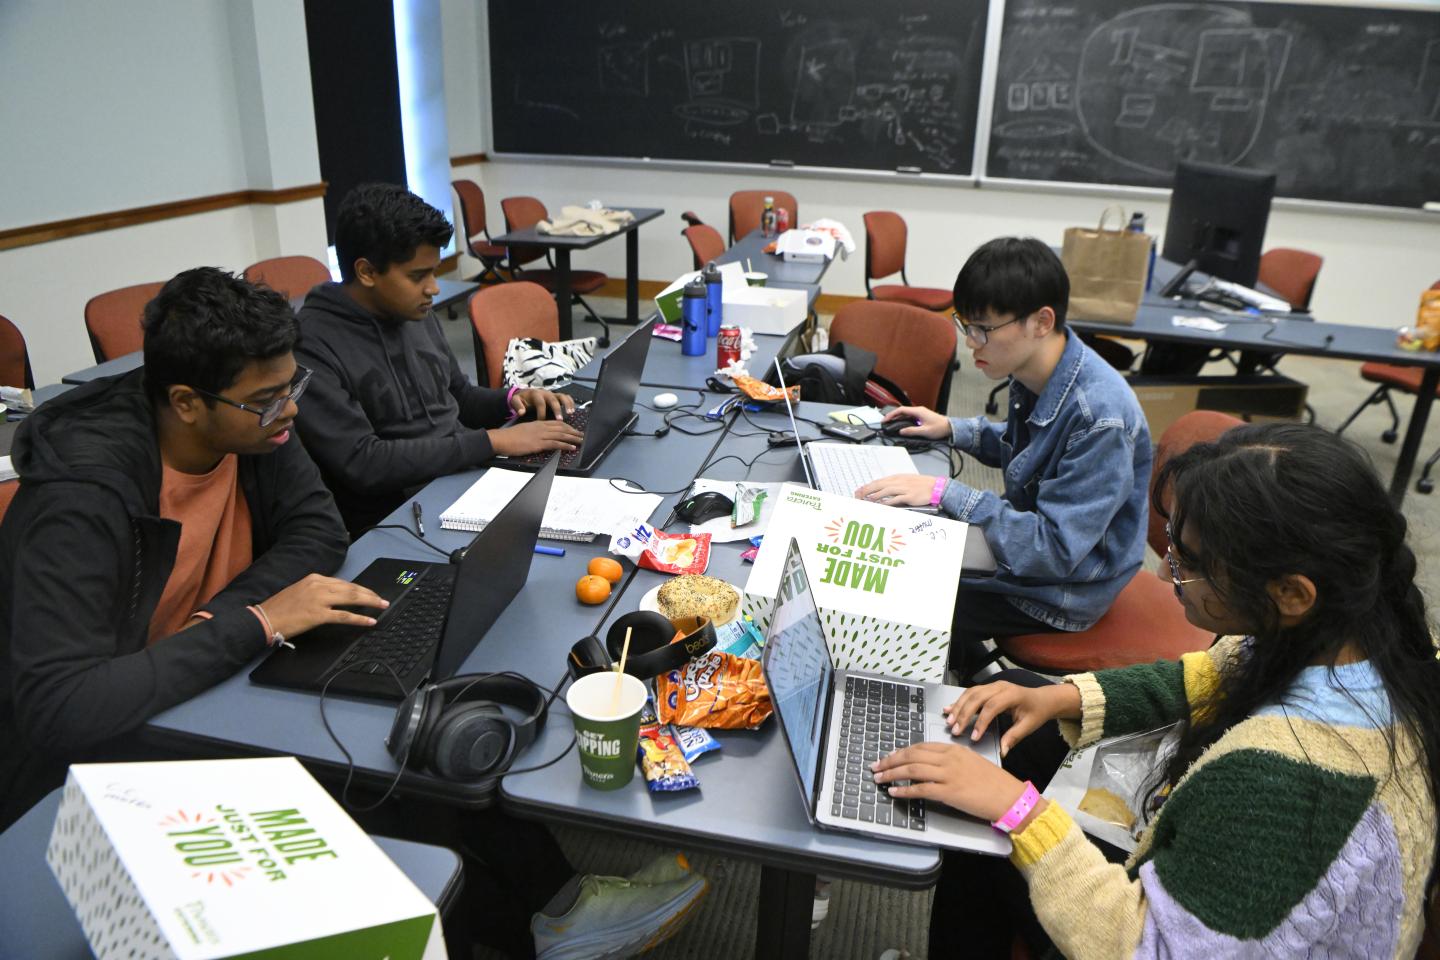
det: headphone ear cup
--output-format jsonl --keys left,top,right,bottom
{"left": 429, "top": 704, "right": 514, "bottom": 780}
{"left": 409, "top": 685, "right": 450, "bottom": 770}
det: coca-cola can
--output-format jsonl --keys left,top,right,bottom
{"left": 717, "top": 325, "right": 742, "bottom": 369}
{"left": 775, "top": 206, "right": 790, "bottom": 233}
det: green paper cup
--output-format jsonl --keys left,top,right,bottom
{"left": 567, "top": 671, "right": 647, "bottom": 790}
{"left": 744, "top": 271, "right": 768, "bottom": 287}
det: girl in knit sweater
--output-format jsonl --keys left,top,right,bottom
{"left": 875, "top": 423, "right": 1440, "bottom": 958}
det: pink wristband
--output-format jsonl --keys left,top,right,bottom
{"left": 992, "top": 781, "right": 1041, "bottom": 833}
{"left": 929, "top": 476, "right": 947, "bottom": 507}
{"left": 504, "top": 385, "right": 521, "bottom": 421}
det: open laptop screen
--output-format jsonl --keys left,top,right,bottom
{"left": 762, "top": 538, "right": 832, "bottom": 806}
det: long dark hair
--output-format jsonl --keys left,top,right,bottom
{"left": 1152, "top": 423, "right": 1440, "bottom": 892}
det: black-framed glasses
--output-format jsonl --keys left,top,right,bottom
{"left": 1164, "top": 522, "right": 1207, "bottom": 599}
{"left": 191, "top": 366, "right": 312, "bottom": 428}
{"left": 952, "top": 312, "right": 1023, "bottom": 346}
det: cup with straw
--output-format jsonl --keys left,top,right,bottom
{"left": 567, "top": 626, "right": 646, "bottom": 790}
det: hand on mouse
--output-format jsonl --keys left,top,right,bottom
{"left": 882, "top": 405, "right": 949, "bottom": 440}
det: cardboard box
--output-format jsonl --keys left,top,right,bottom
{"left": 743, "top": 484, "right": 968, "bottom": 682}
{"left": 47, "top": 757, "right": 445, "bottom": 960}
{"left": 654, "top": 262, "right": 808, "bottom": 335}
{"left": 1127, "top": 374, "right": 1308, "bottom": 437}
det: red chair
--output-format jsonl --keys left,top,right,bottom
{"left": 1258, "top": 248, "right": 1323, "bottom": 312}
{"left": 84, "top": 282, "right": 165, "bottom": 363}
{"left": 829, "top": 301, "right": 957, "bottom": 411}
{"left": 0, "top": 314, "right": 34, "bottom": 389}
{"left": 468, "top": 282, "right": 558, "bottom": 388}
{"left": 452, "top": 179, "right": 509, "bottom": 285}
{"left": 0, "top": 479, "right": 17, "bottom": 525}
{"left": 728, "top": 190, "right": 797, "bottom": 243}
{"left": 993, "top": 411, "right": 1243, "bottom": 675}
{"left": 499, "top": 196, "right": 610, "bottom": 344}
{"left": 682, "top": 223, "right": 725, "bottom": 271}
{"left": 242, "top": 256, "right": 331, "bottom": 301}
{"left": 862, "top": 211, "right": 953, "bottom": 312}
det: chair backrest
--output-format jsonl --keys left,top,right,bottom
{"left": 452, "top": 179, "right": 490, "bottom": 253}
{"left": 863, "top": 211, "right": 909, "bottom": 285}
{"left": 683, "top": 224, "right": 726, "bottom": 271}
{"left": 500, "top": 196, "right": 550, "bottom": 268}
{"left": 242, "top": 256, "right": 331, "bottom": 301}
{"left": 0, "top": 314, "right": 34, "bottom": 389}
{"left": 1257, "top": 248, "right": 1323, "bottom": 311}
{"left": 728, "top": 190, "right": 798, "bottom": 243}
{"left": 84, "top": 281, "right": 165, "bottom": 363}
{"left": 0, "top": 479, "right": 17, "bottom": 526}
{"left": 829, "top": 300, "right": 957, "bottom": 410}
{"left": 468, "top": 281, "right": 559, "bottom": 387}
{"left": 1147, "top": 410, "right": 1246, "bottom": 556}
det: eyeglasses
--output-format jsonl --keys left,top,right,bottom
{"left": 952, "top": 312, "right": 1023, "bottom": 346}
{"left": 191, "top": 366, "right": 312, "bottom": 428}
{"left": 1164, "top": 522, "right": 1208, "bottom": 599}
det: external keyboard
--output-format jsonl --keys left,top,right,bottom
{"left": 333, "top": 577, "right": 451, "bottom": 680}
{"left": 832, "top": 676, "right": 926, "bottom": 830}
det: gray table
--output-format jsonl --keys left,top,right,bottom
{"left": 491, "top": 208, "right": 665, "bottom": 340}
{"left": 719, "top": 229, "right": 835, "bottom": 288}
{"left": 572, "top": 329, "right": 788, "bottom": 392}
{"left": 0, "top": 788, "right": 464, "bottom": 960}
{"left": 286, "top": 277, "right": 479, "bottom": 320}
{"left": 61, "top": 351, "right": 141, "bottom": 384}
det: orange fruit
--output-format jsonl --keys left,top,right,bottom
{"left": 587, "top": 557, "right": 624, "bottom": 584}
{"left": 575, "top": 574, "right": 612, "bottom": 605}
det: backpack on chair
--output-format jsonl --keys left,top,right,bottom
{"left": 763, "top": 342, "right": 912, "bottom": 407}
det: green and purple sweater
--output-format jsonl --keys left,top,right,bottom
{"left": 1010, "top": 636, "right": 1436, "bottom": 958}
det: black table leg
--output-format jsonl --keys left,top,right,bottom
{"left": 626, "top": 228, "right": 640, "bottom": 325}
{"left": 1390, "top": 366, "right": 1440, "bottom": 505}
{"left": 555, "top": 248, "right": 574, "bottom": 340}
{"left": 755, "top": 865, "right": 813, "bottom": 960}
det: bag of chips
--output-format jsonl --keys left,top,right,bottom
{"left": 636, "top": 698, "right": 699, "bottom": 792}
{"left": 729, "top": 374, "right": 799, "bottom": 405}
{"left": 656, "top": 650, "right": 772, "bottom": 730}
{"left": 610, "top": 523, "right": 711, "bottom": 575}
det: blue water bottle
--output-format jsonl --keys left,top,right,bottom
{"left": 702, "top": 260, "right": 723, "bottom": 336}
{"left": 1129, "top": 211, "right": 1157, "bottom": 291}
{"left": 681, "top": 277, "right": 708, "bottom": 356}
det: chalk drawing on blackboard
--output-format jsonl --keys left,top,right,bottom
{"left": 674, "top": 38, "right": 760, "bottom": 128}
{"left": 995, "top": 53, "right": 1073, "bottom": 140}
{"left": 598, "top": 42, "right": 649, "bottom": 96}
{"left": 993, "top": 118, "right": 1076, "bottom": 139}
{"left": 791, "top": 40, "right": 856, "bottom": 127}
{"left": 1116, "top": 93, "right": 1156, "bottom": 128}
{"left": 1420, "top": 39, "right": 1440, "bottom": 121}
{"left": 509, "top": 79, "right": 580, "bottom": 121}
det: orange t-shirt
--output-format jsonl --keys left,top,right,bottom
{"left": 148, "top": 455, "right": 254, "bottom": 644}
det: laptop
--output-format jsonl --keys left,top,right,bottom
{"left": 250, "top": 454, "right": 560, "bottom": 700}
{"left": 762, "top": 537, "right": 1011, "bottom": 854}
{"left": 505, "top": 320, "right": 652, "bottom": 475}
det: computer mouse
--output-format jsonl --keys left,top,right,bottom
{"left": 653, "top": 392, "right": 679, "bottom": 410}
{"left": 880, "top": 419, "right": 915, "bottom": 438}
{"left": 675, "top": 491, "right": 734, "bottom": 525}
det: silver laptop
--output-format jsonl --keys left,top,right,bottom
{"left": 761, "top": 537, "right": 1012, "bottom": 854}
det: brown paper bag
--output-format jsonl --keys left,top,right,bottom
{"left": 1061, "top": 206, "right": 1152, "bottom": 325}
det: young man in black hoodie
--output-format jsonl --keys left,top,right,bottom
{"left": 294, "top": 183, "right": 583, "bottom": 534}
{"left": 0, "top": 267, "right": 382, "bottom": 830}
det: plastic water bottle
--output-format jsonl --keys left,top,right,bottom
{"left": 702, "top": 260, "right": 723, "bottom": 337}
{"left": 760, "top": 196, "right": 777, "bottom": 238}
{"left": 681, "top": 278, "right": 708, "bottom": 356}
{"left": 1129, "top": 211, "right": 1157, "bottom": 291}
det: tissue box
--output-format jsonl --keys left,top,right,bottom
{"left": 775, "top": 229, "right": 837, "bottom": 263}
{"left": 46, "top": 757, "right": 446, "bottom": 960}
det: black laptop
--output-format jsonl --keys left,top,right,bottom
{"left": 506, "top": 320, "right": 652, "bottom": 475}
{"left": 250, "top": 454, "right": 560, "bottom": 700}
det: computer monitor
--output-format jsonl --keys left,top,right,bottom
{"left": 1160, "top": 160, "right": 1276, "bottom": 294}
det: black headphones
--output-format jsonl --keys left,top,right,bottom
{"left": 604, "top": 611, "right": 717, "bottom": 679}
{"left": 386, "top": 673, "right": 547, "bottom": 781}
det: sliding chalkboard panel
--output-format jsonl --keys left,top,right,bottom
{"left": 488, "top": 0, "right": 989, "bottom": 175}
{"left": 987, "top": 1, "right": 1440, "bottom": 207}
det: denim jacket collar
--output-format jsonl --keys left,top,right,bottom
{"left": 1027, "top": 330, "right": 1086, "bottom": 428}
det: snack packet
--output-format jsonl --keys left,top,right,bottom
{"left": 656, "top": 650, "right": 772, "bottom": 730}
{"left": 610, "top": 522, "right": 711, "bottom": 575}
{"left": 651, "top": 323, "right": 684, "bottom": 342}
{"left": 671, "top": 724, "right": 722, "bottom": 763}
{"left": 636, "top": 698, "right": 699, "bottom": 792}
{"left": 729, "top": 374, "right": 798, "bottom": 405}
{"left": 713, "top": 617, "right": 764, "bottom": 660}
{"left": 731, "top": 483, "right": 767, "bottom": 528}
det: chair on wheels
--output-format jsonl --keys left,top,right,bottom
{"left": 0, "top": 314, "right": 35, "bottom": 389}
{"left": 861, "top": 212, "right": 953, "bottom": 312}
{"left": 1259, "top": 248, "right": 1323, "bottom": 312}
{"left": 1337, "top": 279, "right": 1440, "bottom": 492}
{"left": 829, "top": 300, "right": 957, "bottom": 411}
{"left": 452, "top": 180, "right": 510, "bottom": 285}
{"left": 468, "top": 281, "right": 559, "bottom": 388}
{"left": 499, "top": 196, "right": 610, "bottom": 346}
{"left": 242, "top": 256, "right": 331, "bottom": 301}
{"left": 728, "top": 190, "right": 797, "bottom": 243}
{"left": 989, "top": 410, "right": 1243, "bottom": 676}
{"left": 681, "top": 220, "right": 725, "bottom": 271}
{"left": 84, "top": 281, "right": 165, "bottom": 363}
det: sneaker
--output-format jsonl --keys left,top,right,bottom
{"left": 811, "top": 879, "right": 832, "bottom": 929}
{"left": 532, "top": 854, "right": 709, "bottom": 960}
{"left": 877, "top": 951, "right": 911, "bottom": 960}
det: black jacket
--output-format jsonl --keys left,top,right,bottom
{"left": 0, "top": 371, "right": 348, "bottom": 828}
{"left": 293, "top": 284, "right": 511, "bottom": 533}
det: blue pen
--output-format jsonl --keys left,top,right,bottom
{"left": 534, "top": 545, "right": 566, "bottom": 557}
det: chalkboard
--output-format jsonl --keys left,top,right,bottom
{"left": 987, "top": 1, "right": 1440, "bottom": 207}
{"left": 487, "top": 0, "right": 989, "bottom": 175}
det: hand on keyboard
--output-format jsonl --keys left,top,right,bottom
{"left": 872, "top": 742, "right": 1032, "bottom": 825}
{"left": 490, "top": 418, "right": 584, "bottom": 457}
{"left": 259, "top": 573, "right": 390, "bottom": 640}
{"left": 510, "top": 387, "right": 576, "bottom": 422}
{"left": 855, "top": 473, "right": 938, "bottom": 507}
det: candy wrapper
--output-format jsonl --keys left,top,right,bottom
{"left": 651, "top": 323, "right": 684, "bottom": 342}
{"left": 657, "top": 650, "right": 772, "bottom": 730}
{"left": 731, "top": 483, "right": 767, "bottom": 528}
{"left": 713, "top": 617, "right": 764, "bottom": 660}
{"left": 637, "top": 698, "right": 699, "bottom": 792}
{"left": 611, "top": 522, "right": 711, "bottom": 575}
{"left": 671, "top": 724, "right": 722, "bottom": 763}
{"left": 729, "top": 374, "right": 798, "bottom": 405}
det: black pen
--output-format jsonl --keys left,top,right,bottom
{"left": 412, "top": 502, "right": 425, "bottom": 537}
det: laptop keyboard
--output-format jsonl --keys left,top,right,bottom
{"left": 515, "top": 407, "right": 589, "bottom": 468}
{"left": 331, "top": 577, "right": 452, "bottom": 681}
{"left": 832, "top": 676, "right": 927, "bottom": 830}
{"left": 809, "top": 443, "right": 895, "bottom": 496}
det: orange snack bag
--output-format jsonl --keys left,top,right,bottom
{"left": 729, "top": 374, "right": 799, "bottom": 405}
{"left": 656, "top": 650, "right": 773, "bottom": 730}
{"left": 1417, "top": 290, "right": 1440, "bottom": 351}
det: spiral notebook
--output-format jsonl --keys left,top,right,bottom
{"left": 439, "top": 467, "right": 661, "bottom": 542}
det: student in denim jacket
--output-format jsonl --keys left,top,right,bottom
{"left": 857, "top": 238, "right": 1151, "bottom": 674}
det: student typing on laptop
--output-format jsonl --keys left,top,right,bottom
{"left": 294, "top": 183, "right": 582, "bottom": 535}
{"left": 856, "top": 239, "right": 1152, "bottom": 676}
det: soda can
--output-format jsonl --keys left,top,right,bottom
{"left": 775, "top": 206, "right": 790, "bottom": 233}
{"left": 717, "top": 325, "right": 742, "bottom": 369}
